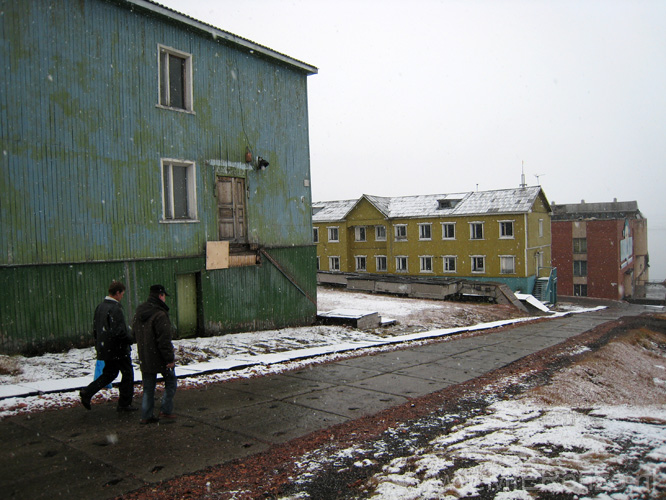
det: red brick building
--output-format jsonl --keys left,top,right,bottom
{"left": 551, "top": 200, "right": 649, "bottom": 300}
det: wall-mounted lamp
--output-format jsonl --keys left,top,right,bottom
{"left": 256, "top": 157, "right": 269, "bottom": 170}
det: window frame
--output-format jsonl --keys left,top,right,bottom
{"left": 419, "top": 255, "right": 434, "bottom": 273}
{"left": 395, "top": 256, "right": 408, "bottom": 273}
{"left": 375, "top": 225, "right": 387, "bottom": 241}
{"left": 499, "top": 255, "right": 516, "bottom": 274}
{"left": 471, "top": 255, "right": 486, "bottom": 273}
{"left": 441, "top": 222, "right": 456, "bottom": 240}
{"left": 499, "top": 220, "right": 515, "bottom": 239}
{"left": 418, "top": 223, "right": 432, "bottom": 241}
{"left": 355, "top": 226, "right": 367, "bottom": 242}
{"left": 394, "top": 224, "right": 408, "bottom": 241}
{"left": 376, "top": 255, "right": 387, "bottom": 272}
{"left": 574, "top": 284, "right": 588, "bottom": 297}
{"left": 158, "top": 44, "right": 194, "bottom": 112}
{"left": 573, "top": 260, "right": 587, "bottom": 277}
{"left": 160, "top": 159, "right": 198, "bottom": 222}
{"left": 329, "top": 256, "right": 340, "bottom": 271}
{"left": 470, "top": 222, "right": 484, "bottom": 240}
{"left": 443, "top": 255, "right": 457, "bottom": 272}
{"left": 313, "top": 227, "right": 319, "bottom": 243}
{"left": 573, "top": 238, "right": 587, "bottom": 254}
{"left": 355, "top": 255, "right": 367, "bottom": 271}
{"left": 327, "top": 226, "right": 339, "bottom": 242}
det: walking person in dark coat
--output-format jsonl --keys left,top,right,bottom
{"left": 132, "top": 284, "right": 177, "bottom": 424}
{"left": 80, "top": 281, "right": 137, "bottom": 411}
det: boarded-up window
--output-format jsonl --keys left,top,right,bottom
{"left": 216, "top": 176, "right": 247, "bottom": 242}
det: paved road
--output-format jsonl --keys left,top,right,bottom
{"left": 1, "top": 302, "right": 657, "bottom": 499}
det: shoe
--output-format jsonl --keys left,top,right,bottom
{"left": 117, "top": 405, "right": 139, "bottom": 412}
{"left": 79, "top": 390, "right": 91, "bottom": 410}
{"left": 140, "top": 416, "right": 160, "bottom": 425}
{"left": 158, "top": 412, "right": 176, "bottom": 419}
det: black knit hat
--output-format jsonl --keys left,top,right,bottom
{"left": 149, "top": 284, "right": 170, "bottom": 296}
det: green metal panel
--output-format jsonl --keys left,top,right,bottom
{"left": 0, "top": 246, "right": 316, "bottom": 354}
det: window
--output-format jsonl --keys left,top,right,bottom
{"left": 499, "top": 221, "right": 514, "bottom": 239}
{"left": 158, "top": 45, "right": 193, "bottom": 111}
{"left": 162, "top": 160, "right": 197, "bottom": 221}
{"left": 329, "top": 256, "right": 340, "bottom": 271}
{"left": 419, "top": 256, "right": 433, "bottom": 273}
{"left": 375, "top": 225, "right": 386, "bottom": 241}
{"left": 573, "top": 238, "right": 587, "bottom": 253}
{"left": 313, "top": 227, "right": 319, "bottom": 243}
{"left": 539, "top": 219, "right": 544, "bottom": 238}
{"left": 316, "top": 256, "right": 320, "bottom": 271}
{"left": 376, "top": 255, "right": 387, "bottom": 272}
{"left": 470, "top": 222, "right": 484, "bottom": 240}
{"left": 394, "top": 224, "right": 407, "bottom": 241}
{"left": 419, "top": 224, "right": 432, "bottom": 240}
{"left": 396, "top": 256, "right": 408, "bottom": 272}
{"left": 500, "top": 255, "right": 516, "bottom": 274}
{"left": 471, "top": 256, "right": 485, "bottom": 273}
{"left": 442, "top": 223, "right": 456, "bottom": 240}
{"left": 355, "top": 256, "right": 367, "bottom": 271}
{"left": 443, "top": 256, "right": 457, "bottom": 272}
{"left": 573, "top": 260, "right": 587, "bottom": 277}
{"left": 355, "top": 226, "right": 367, "bottom": 242}
{"left": 327, "top": 227, "right": 339, "bottom": 242}
{"left": 574, "top": 284, "right": 588, "bottom": 297}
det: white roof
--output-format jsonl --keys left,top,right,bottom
{"left": 313, "top": 187, "right": 546, "bottom": 222}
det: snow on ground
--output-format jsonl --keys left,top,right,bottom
{"left": 0, "top": 288, "right": 531, "bottom": 418}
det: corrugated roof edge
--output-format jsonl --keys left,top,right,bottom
{"left": 126, "top": 0, "right": 318, "bottom": 75}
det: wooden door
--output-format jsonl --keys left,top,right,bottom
{"left": 216, "top": 176, "right": 247, "bottom": 242}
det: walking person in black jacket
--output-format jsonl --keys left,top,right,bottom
{"left": 132, "top": 284, "right": 177, "bottom": 424}
{"left": 80, "top": 281, "right": 137, "bottom": 411}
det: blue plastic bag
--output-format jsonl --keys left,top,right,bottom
{"left": 94, "top": 360, "right": 113, "bottom": 389}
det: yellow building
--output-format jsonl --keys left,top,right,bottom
{"left": 313, "top": 187, "right": 554, "bottom": 296}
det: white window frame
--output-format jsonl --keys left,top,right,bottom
{"left": 499, "top": 220, "right": 515, "bottom": 239}
{"left": 161, "top": 159, "right": 197, "bottom": 222}
{"left": 419, "top": 256, "right": 434, "bottom": 273}
{"left": 471, "top": 255, "right": 486, "bottom": 273}
{"left": 158, "top": 45, "right": 194, "bottom": 112}
{"left": 396, "top": 256, "right": 408, "bottom": 273}
{"left": 376, "top": 255, "right": 387, "bottom": 272}
{"left": 327, "top": 227, "right": 339, "bottom": 242}
{"left": 394, "top": 224, "right": 408, "bottom": 241}
{"left": 443, "top": 255, "right": 457, "bottom": 272}
{"left": 500, "top": 255, "right": 516, "bottom": 274}
{"left": 418, "top": 223, "right": 432, "bottom": 241}
{"left": 313, "top": 227, "right": 319, "bottom": 243}
{"left": 329, "top": 256, "right": 340, "bottom": 271}
{"left": 441, "top": 222, "right": 456, "bottom": 240}
{"left": 375, "top": 225, "right": 387, "bottom": 241}
{"left": 355, "top": 226, "right": 367, "bottom": 242}
{"left": 355, "top": 255, "right": 367, "bottom": 271}
{"left": 470, "top": 222, "right": 484, "bottom": 240}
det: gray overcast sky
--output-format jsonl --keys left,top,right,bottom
{"left": 158, "top": 0, "right": 666, "bottom": 280}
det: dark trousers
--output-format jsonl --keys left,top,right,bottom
{"left": 82, "top": 355, "right": 134, "bottom": 407}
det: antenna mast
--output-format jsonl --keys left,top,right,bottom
{"left": 520, "top": 161, "right": 527, "bottom": 188}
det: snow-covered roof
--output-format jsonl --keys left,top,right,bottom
{"left": 313, "top": 187, "right": 546, "bottom": 222}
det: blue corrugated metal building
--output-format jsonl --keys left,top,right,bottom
{"left": 0, "top": 0, "right": 318, "bottom": 352}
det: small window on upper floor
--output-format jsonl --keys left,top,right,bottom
{"left": 419, "top": 223, "right": 432, "bottom": 240}
{"left": 327, "top": 227, "right": 339, "bottom": 242}
{"left": 499, "top": 221, "right": 514, "bottom": 239}
{"left": 375, "top": 225, "right": 386, "bottom": 241}
{"left": 470, "top": 222, "right": 484, "bottom": 240}
{"left": 159, "top": 45, "right": 193, "bottom": 112}
{"left": 355, "top": 226, "right": 367, "bottom": 242}
{"left": 313, "top": 227, "right": 319, "bottom": 243}
{"left": 442, "top": 222, "right": 456, "bottom": 240}
{"left": 394, "top": 224, "right": 407, "bottom": 241}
